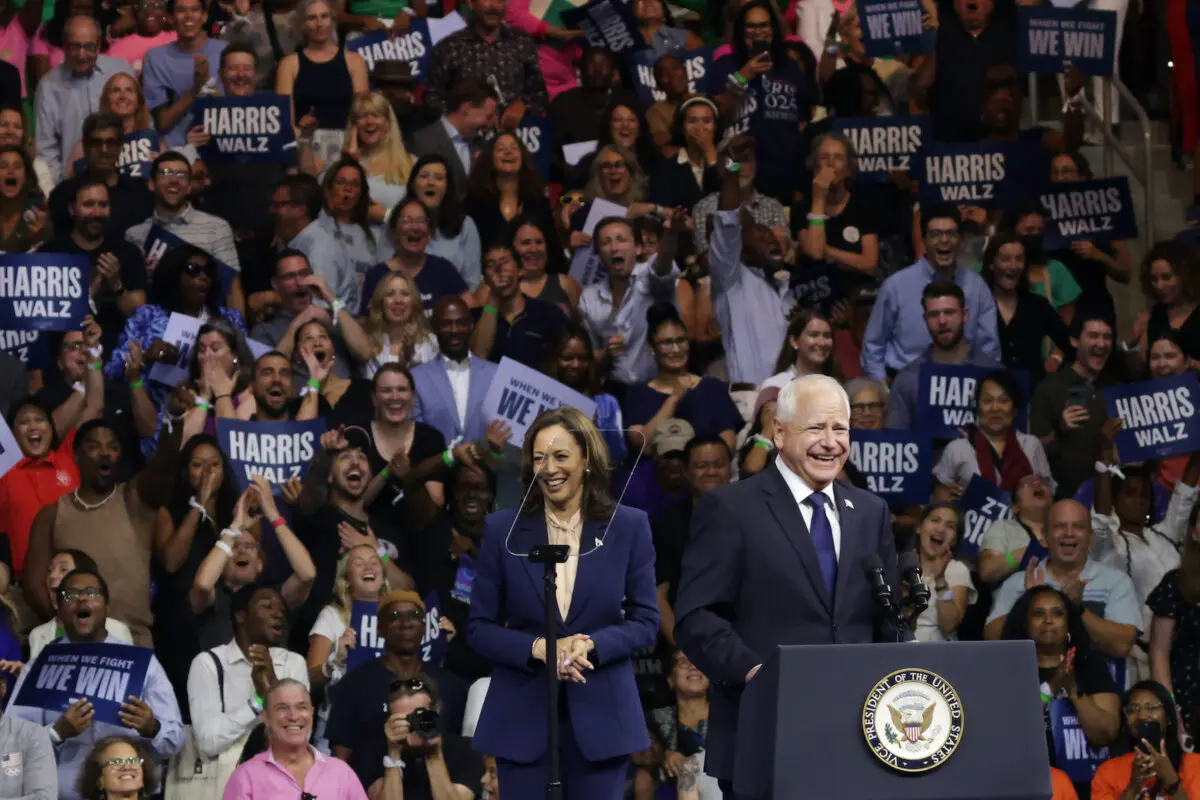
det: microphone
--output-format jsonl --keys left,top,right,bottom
{"left": 863, "top": 554, "right": 896, "bottom": 614}
{"left": 898, "top": 552, "right": 931, "bottom": 619}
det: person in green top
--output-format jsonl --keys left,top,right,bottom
{"left": 1001, "top": 200, "right": 1083, "bottom": 317}
{"left": 335, "top": 0, "right": 424, "bottom": 35}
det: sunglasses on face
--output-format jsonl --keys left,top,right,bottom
{"left": 60, "top": 586, "right": 103, "bottom": 602}
{"left": 383, "top": 608, "right": 423, "bottom": 624}
{"left": 559, "top": 193, "right": 584, "bottom": 207}
{"left": 103, "top": 757, "right": 144, "bottom": 768}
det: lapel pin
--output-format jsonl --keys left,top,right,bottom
{"left": 844, "top": 499, "right": 854, "bottom": 509}
{"left": 595, "top": 537, "right": 604, "bottom": 549}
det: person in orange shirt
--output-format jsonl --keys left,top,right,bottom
{"left": 1092, "top": 680, "right": 1200, "bottom": 800}
{"left": 1052, "top": 767, "right": 1080, "bottom": 800}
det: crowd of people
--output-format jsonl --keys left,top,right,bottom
{"left": 0, "top": 0, "right": 1195, "bottom": 795}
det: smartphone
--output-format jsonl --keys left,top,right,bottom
{"left": 750, "top": 40, "right": 771, "bottom": 60}
{"left": 1066, "top": 385, "right": 1090, "bottom": 408}
{"left": 1136, "top": 720, "right": 1162, "bottom": 753}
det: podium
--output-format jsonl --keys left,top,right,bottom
{"left": 733, "top": 641, "right": 1052, "bottom": 800}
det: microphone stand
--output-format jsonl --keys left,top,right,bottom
{"left": 528, "top": 543, "right": 571, "bottom": 800}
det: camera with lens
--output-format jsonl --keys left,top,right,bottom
{"left": 406, "top": 707, "right": 440, "bottom": 738}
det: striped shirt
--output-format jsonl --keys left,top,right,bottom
{"left": 125, "top": 204, "right": 242, "bottom": 272}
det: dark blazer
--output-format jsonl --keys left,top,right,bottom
{"left": 468, "top": 505, "right": 660, "bottom": 763}
{"left": 649, "top": 155, "right": 721, "bottom": 214}
{"left": 673, "top": 463, "right": 906, "bottom": 783}
{"left": 410, "top": 117, "right": 471, "bottom": 199}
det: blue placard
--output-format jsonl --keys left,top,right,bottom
{"left": 193, "top": 94, "right": 296, "bottom": 164}
{"left": 628, "top": 47, "right": 710, "bottom": 104}
{"left": 848, "top": 429, "right": 932, "bottom": 505}
{"left": 915, "top": 363, "right": 1031, "bottom": 440}
{"left": 216, "top": 417, "right": 325, "bottom": 493}
{"left": 917, "top": 141, "right": 1025, "bottom": 209}
{"left": 514, "top": 116, "right": 552, "bottom": 182}
{"left": 1039, "top": 177, "right": 1138, "bottom": 249}
{"left": 421, "top": 591, "right": 448, "bottom": 666}
{"left": 346, "top": 21, "right": 433, "bottom": 86}
{"left": 482, "top": 357, "right": 598, "bottom": 444}
{"left": 1102, "top": 373, "right": 1200, "bottom": 463}
{"left": 119, "top": 129, "right": 159, "bottom": 178}
{"left": 856, "top": 0, "right": 935, "bottom": 57}
{"left": 142, "top": 225, "right": 238, "bottom": 297}
{"left": 832, "top": 115, "right": 930, "bottom": 183}
{"left": 957, "top": 474, "right": 1013, "bottom": 562}
{"left": 14, "top": 642, "right": 153, "bottom": 727}
{"left": 347, "top": 599, "right": 384, "bottom": 672}
{"left": 0, "top": 254, "right": 90, "bottom": 332}
{"left": 561, "top": 0, "right": 646, "bottom": 56}
{"left": 1048, "top": 698, "right": 1110, "bottom": 783}
{"left": 0, "top": 329, "right": 50, "bottom": 370}
{"left": 788, "top": 262, "right": 842, "bottom": 313}
{"left": 1017, "top": 6, "right": 1117, "bottom": 77}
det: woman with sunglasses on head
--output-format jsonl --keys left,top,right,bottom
{"left": 406, "top": 154, "right": 482, "bottom": 291}
{"left": 0, "top": 144, "right": 50, "bottom": 252}
{"left": 469, "top": 406, "right": 659, "bottom": 799}
{"left": 1091, "top": 681, "right": 1200, "bottom": 800}
{"left": 78, "top": 736, "right": 157, "bottom": 800}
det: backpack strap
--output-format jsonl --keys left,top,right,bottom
{"left": 208, "top": 650, "right": 225, "bottom": 714}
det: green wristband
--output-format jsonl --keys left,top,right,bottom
{"left": 1005, "top": 551, "right": 1017, "bottom": 570}
{"left": 483, "top": 305, "right": 499, "bottom": 315}
{"left": 442, "top": 449, "right": 454, "bottom": 467}
{"left": 129, "top": 379, "right": 144, "bottom": 390}
{"left": 379, "top": 467, "right": 390, "bottom": 480}
{"left": 489, "top": 443, "right": 504, "bottom": 456}
{"left": 306, "top": 378, "right": 321, "bottom": 389}
{"left": 753, "top": 439, "right": 772, "bottom": 450}
{"left": 808, "top": 218, "right": 826, "bottom": 227}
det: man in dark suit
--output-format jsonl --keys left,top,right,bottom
{"left": 674, "top": 374, "right": 909, "bottom": 798}
{"left": 409, "top": 78, "right": 497, "bottom": 199}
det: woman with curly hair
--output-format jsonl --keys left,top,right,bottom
{"left": 464, "top": 131, "right": 560, "bottom": 257}
{"left": 574, "top": 143, "right": 657, "bottom": 229}
{"left": 361, "top": 271, "right": 439, "bottom": 379}
{"left": 77, "top": 736, "right": 157, "bottom": 800}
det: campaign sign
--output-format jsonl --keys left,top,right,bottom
{"left": 0, "top": 413, "right": 21, "bottom": 481}
{"left": 1039, "top": 177, "right": 1138, "bottom": 249}
{"left": 0, "top": 329, "right": 50, "bottom": 370}
{"left": 567, "top": 248, "right": 607, "bottom": 287}
{"left": 194, "top": 94, "right": 295, "bottom": 164}
{"left": 421, "top": 591, "right": 448, "bottom": 666}
{"left": 833, "top": 115, "right": 930, "bottom": 183}
{"left": 848, "top": 429, "right": 931, "bottom": 505}
{"left": 514, "top": 116, "right": 552, "bottom": 182}
{"left": 918, "top": 141, "right": 1023, "bottom": 209}
{"left": 483, "top": 357, "right": 598, "bottom": 444}
{"left": 856, "top": 0, "right": 935, "bottom": 57}
{"left": 0, "top": 254, "right": 90, "bottom": 332}
{"left": 915, "top": 363, "right": 1031, "bottom": 439}
{"left": 957, "top": 475, "right": 1013, "bottom": 562}
{"left": 628, "top": 47, "right": 710, "bottom": 104}
{"left": 1017, "top": 6, "right": 1117, "bottom": 77}
{"left": 119, "top": 129, "right": 159, "bottom": 178}
{"left": 347, "top": 20, "right": 433, "bottom": 85}
{"left": 344, "top": 593, "right": 448, "bottom": 670}
{"left": 1102, "top": 372, "right": 1200, "bottom": 462}
{"left": 147, "top": 312, "right": 201, "bottom": 387}
{"left": 14, "top": 642, "right": 152, "bottom": 726}
{"left": 1048, "top": 699, "right": 1110, "bottom": 783}
{"left": 561, "top": 0, "right": 646, "bottom": 56}
{"left": 142, "top": 225, "right": 238, "bottom": 296}
{"left": 789, "top": 263, "right": 841, "bottom": 314}
{"left": 217, "top": 417, "right": 325, "bottom": 493}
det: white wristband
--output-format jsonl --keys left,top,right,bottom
{"left": 46, "top": 725, "right": 61, "bottom": 745}
{"left": 215, "top": 540, "right": 234, "bottom": 557}
{"left": 382, "top": 755, "right": 404, "bottom": 771}
{"left": 189, "top": 496, "right": 213, "bottom": 525}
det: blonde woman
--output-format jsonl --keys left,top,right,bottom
{"left": 362, "top": 271, "right": 439, "bottom": 378}
{"left": 341, "top": 92, "right": 414, "bottom": 212}
{"left": 64, "top": 74, "right": 162, "bottom": 174}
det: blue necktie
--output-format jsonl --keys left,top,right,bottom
{"left": 808, "top": 494, "right": 838, "bottom": 602}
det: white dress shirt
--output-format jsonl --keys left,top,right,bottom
{"left": 440, "top": 115, "right": 472, "bottom": 174}
{"left": 186, "top": 639, "right": 309, "bottom": 760}
{"left": 443, "top": 353, "right": 472, "bottom": 432}
{"left": 774, "top": 458, "right": 842, "bottom": 559}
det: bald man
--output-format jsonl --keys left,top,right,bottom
{"left": 985, "top": 499, "right": 1139, "bottom": 660}
{"left": 412, "top": 297, "right": 499, "bottom": 444}
{"left": 674, "top": 374, "right": 907, "bottom": 796}
{"left": 34, "top": 15, "right": 135, "bottom": 181}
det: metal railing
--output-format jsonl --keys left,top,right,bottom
{"left": 1029, "top": 73, "right": 1154, "bottom": 250}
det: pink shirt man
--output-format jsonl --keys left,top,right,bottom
{"left": 222, "top": 746, "right": 369, "bottom": 799}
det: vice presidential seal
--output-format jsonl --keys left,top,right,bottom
{"left": 862, "top": 668, "right": 963, "bottom": 773}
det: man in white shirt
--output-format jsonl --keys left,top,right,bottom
{"left": 186, "top": 584, "right": 309, "bottom": 766}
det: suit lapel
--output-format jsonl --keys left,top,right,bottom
{"left": 432, "top": 361, "right": 462, "bottom": 439}
{"left": 832, "top": 482, "right": 859, "bottom": 617}
{"left": 464, "top": 360, "right": 488, "bottom": 439}
{"left": 513, "top": 514, "right": 552, "bottom": 606}
{"left": 565, "top": 520, "right": 608, "bottom": 627}
{"left": 761, "top": 465, "right": 832, "bottom": 614}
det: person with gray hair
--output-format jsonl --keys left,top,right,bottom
{"left": 843, "top": 377, "right": 889, "bottom": 431}
{"left": 675, "top": 373, "right": 908, "bottom": 793}
{"left": 797, "top": 132, "right": 879, "bottom": 281}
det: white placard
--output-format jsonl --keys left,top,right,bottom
{"left": 582, "top": 199, "right": 628, "bottom": 236}
{"left": 147, "top": 312, "right": 202, "bottom": 386}
{"left": 0, "top": 414, "right": 22, "bottom": 482}
{"left": 563, "top": 140, "right": 598, "bottom": 166}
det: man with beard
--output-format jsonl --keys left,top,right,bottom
{"left": 290, "top": 428, "right": 416, "bottom": 653}
{"left": 187, "top": 583, "right": 309, "bottom": 768}
{"left": 247, "top": 350, "right": 325, "bottom": 421}
{"left": 1031, "top": 312, "right": 1124, "bottom": 498}
{"left": 44, "top": 179, "right": 148, "bottom": 355}
{"left": 885, "top": 281, "right": 1003, "bottom": 430}
{"left": 22, "top": 385, "right": 188, "bottom": 645}
{"left": 326, "top": 591, "right": 470, "bottom": 789}
{"left": 7, "top": 568, "right": 184, "bottom": 800}
{"left": 413, "top": 298, "right": 499, "bottom": 445}
{"left": 580, "top": 212, "right": 684, "bottom": 387}
{"left": 125, "top": 151, "right": 244, "bottom": 311}
{"left": 190, "top": 475, "right": 316, "bottom": 651}
{"left": 47, "top": 113, "right": 154, "bottom": 239}
{"left": 411, "top": 79, "right": 497, "bottom": 200}
{"left": 861, "top": 204, "right": 1000, "bottom": 380}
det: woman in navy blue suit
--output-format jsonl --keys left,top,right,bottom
{"left": 468, "top": 406, "right": 660, "bottom": 798}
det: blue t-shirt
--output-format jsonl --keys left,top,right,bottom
{"left": 470, "top": 297, "right": 567, "bottom": 369}
{"left": 710, "top": 53, "right": 811, "bottom": 202}
{"left": 141, "top": 38, "right": 227, "bottom": 146}
{"left": 623, "top": 377, "right": 744, "bottom": 440}
{"left": 360, "top": 255, "right": 469, "bottom": 316}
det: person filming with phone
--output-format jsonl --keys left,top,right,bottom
{"left": 1091, "top": 680, "right": 1200, "bottom": 800}
{"left": 369, "top": 675, "right": 483, "bottom": 800}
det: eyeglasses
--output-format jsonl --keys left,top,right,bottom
{"left": 383, "top": 608, "right": 423, "bottom": 624}
{"left": 389, "top": 677, "right": 427, "bottom": 693}
{"left": 184, "top": 261, "right": 210, "bottom": 276}
{"left": 157, "top": 167, "right": 189, "bottom": 179}
{"left": 396, "top": 216, "right": 428, "bottom": 227}
{"left": 88, "top": 137, "right": 120, "bottom": 150}
{"left": 60, "top": 586, "right": 103, "bottom": 602}
{"left": 655, "top": 337, "right": 688, "bottom": 350}
{"left": 1124, "top": 701, "right": 1165, "bottom": 715}
{"left": 62, "top": 341, "right": 87, "bottom": 353}
{"left": 598, "top": 161, "right": 627, "bottom": 172}
{"left": 103, "top": 757, "right": 144, "bottom": 768}
{"left": 66, "top": 41, "right": 99, "bottom": 53}
{"left": 850, "top": 402, "right": 886, "bottom": 413}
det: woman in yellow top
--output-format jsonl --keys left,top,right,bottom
{"left": 1092, "top": 680, "right": 1200, "bottom": 800}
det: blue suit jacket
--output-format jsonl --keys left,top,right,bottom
{"left": 468, "top": 505, "right": 660, "bottom": 763}
{"left": 411, "top": 356, "right": 496, "bottom": 444}
{"left": 673, "top": 463, "right": 907, "bottom": 783}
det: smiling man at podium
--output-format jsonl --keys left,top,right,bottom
{"left": 674, "top": 374, "right": 908, "bottom": 799}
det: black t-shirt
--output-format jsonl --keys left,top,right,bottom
{"left": 791, "top": 192, "right": 879, "bottom": 298}
{"left": 1051, "top": 243, "right": 1118, "bottom": 320}
{"left": 325, "top": 378, "right": 377, "bottom": 430}
{"left": 1037, "top": 653, "right": 1118, "bottom": 770}
{"left": 42, "top": 235, "right": 147, "bottom": 356}
{"left": 47, "top": 175, "right": 155, "bottom": 242}
{"left": 360, "top": 258, "right": 468, "bottom": 316}
{"left": 363, "top": 422, "right": 449, "bottom": 515}
{"left": 651, "top": 497, "right": 694, "bottom": 607}
{"left": 1148, "top": 303, "right": 1200, "bottom": 362}
{"left": 470, "top": 297, "right": 568, "bottom": 370}
{"left": 325, "top": 658, "right": 470, "bottom": 790}
{"left": 928, "top": 1, "right": 1017, "bottom": 142}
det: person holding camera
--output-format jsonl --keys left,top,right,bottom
{"left": 370, "top": 675, "right": 483, "bottom": 800}
{"left": 1090, "top": 680, "right": 1200, "bottom": 800}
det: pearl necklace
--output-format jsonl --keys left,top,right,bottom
{"left": 73, "top": 487, "right": 117, "bottom": 511}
